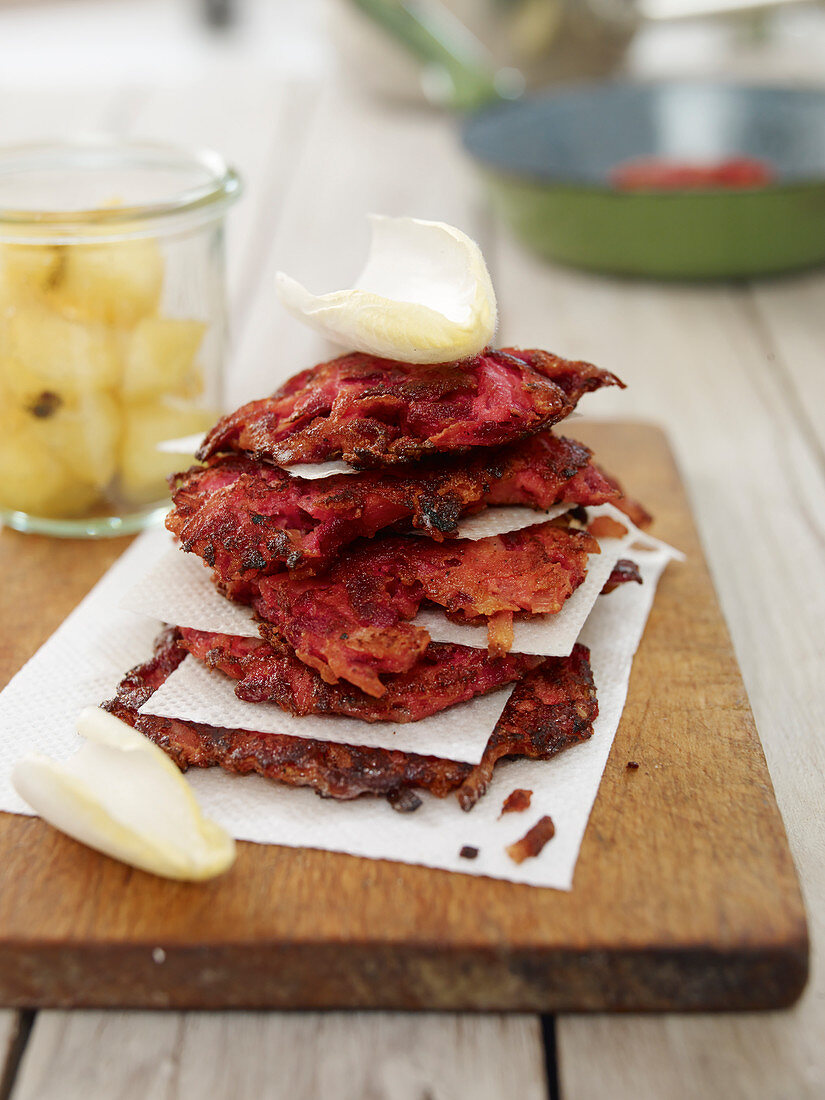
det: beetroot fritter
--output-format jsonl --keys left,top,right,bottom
{"left": 457, "top": 642, "right": 598, "bottom": 810}
{"left": 167, "top": 433, "right": 623, "bottom": 584}
{"left": 103, "top": 629, "right": 597, "bottom": 809}
{"left": 253, "top": 522, "right": 599, "bottom": 696}
{"left": 178, "top": 628, "right": 542, "bottom": 723}
{"left": 197, "top": 348, "right": 622, "bottom": 468}
{"left": 104, "top": 629, "right": 470, "bottom": 802}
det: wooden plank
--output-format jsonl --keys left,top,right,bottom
{"left": 10, "top": 1012, "right": 179, "bottom": 1100}
{"left": 10, "top": 1011, "right": 546, "bottom": 1100}
{"left": 559, "top": 1014, "right": 824, "bottom": 1100}
{"left": 0, "top": 422, "right": 807, "bottom": 1012}
{"left": 748, "top": 273, "right": 825, "bottom": 467}
{"left": 487, "top": 237, "right": 824, "bottom": 1088}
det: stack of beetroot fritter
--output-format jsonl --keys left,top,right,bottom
{"left": 105, "top": 347, "right": 650, "bottom": 812}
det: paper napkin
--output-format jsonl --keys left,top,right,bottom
{"left": 0, "top": 509, "right": 678, "bottom": 887}
{"left": 141, "top": 548, "right": 675, "bottom": 889}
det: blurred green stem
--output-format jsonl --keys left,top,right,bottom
{"left": 350, "top": 0, "right": 522, "bottom": 110}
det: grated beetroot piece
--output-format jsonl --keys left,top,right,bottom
{"left": 601, "top": 559, "right": 642, "bottom": 594}
{"left": 506, "top": 816, "right": 557, "bottom": 864}
{"left": 501, "top": 789, "right": 533, "bottom": 816}
{"left": 498, "top": 347, "right": 625, "bottom": 404}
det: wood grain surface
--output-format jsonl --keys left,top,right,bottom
{"left": 0, "top": 422, "right": 807, "bottom": 1013}
{"left": 10, "top": 1012, "right": 547, "bottom": 1100}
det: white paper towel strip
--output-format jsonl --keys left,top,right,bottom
{"left": 156, "top": 433, "right": 205, "bottom": 455}
{"left": 422, "top": 486, "right": 691, "bottom": 654}
{"left": 280, "top": 460, "right": 357, "bottom": 478}
{"left": 156, "top": 434, "right": 357, "bottom": 479}
{"left": 119, "top": 503, "right": 573, "bottom": 638}
{"left": 120, "top": 537, "right": 256, "bottom": 637}
{"left": 145, "top": 655, "right": 515, "bottom": 762}
{"left": 120, "top": 536, "right": 621, "bottom": 655}
{"left": 448, "top": 503, "right": 569, "bottom": 540}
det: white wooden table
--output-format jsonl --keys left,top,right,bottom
{"left": 1, "top": 3, "right": 824, "bottom": 1096}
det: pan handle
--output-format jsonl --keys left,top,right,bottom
{"left": 349, "top": 0, "right": 525, "bottom": 110}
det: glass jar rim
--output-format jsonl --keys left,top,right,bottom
{"left": 0, "top": 136, "right": 241, "bottom": 243}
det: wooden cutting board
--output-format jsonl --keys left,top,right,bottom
{"left": 0, "top": 422, "right": 808, "bottom": 1012}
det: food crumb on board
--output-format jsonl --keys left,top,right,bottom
{"left": 500, "top": 788, "right": 533, "bottom": 816}
{"left": 459, "top": 845, "right": 479, "bottom": 860}
{"left": 506, "top": 816, "right": 555, "bottom": 864}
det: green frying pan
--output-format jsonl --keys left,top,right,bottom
{"left": 353, "top": 1, "right": 825, "bottom": 278}
{"left": 461, "top": 82, "right": 825, "bottom": 279}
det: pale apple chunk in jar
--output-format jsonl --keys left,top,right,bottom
{"left": 0, "top": 238, "right": 214, "bottom": 523}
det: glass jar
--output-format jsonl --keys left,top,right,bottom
{"left": 0, "top": 138, "right": 241, "bottom": 536}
